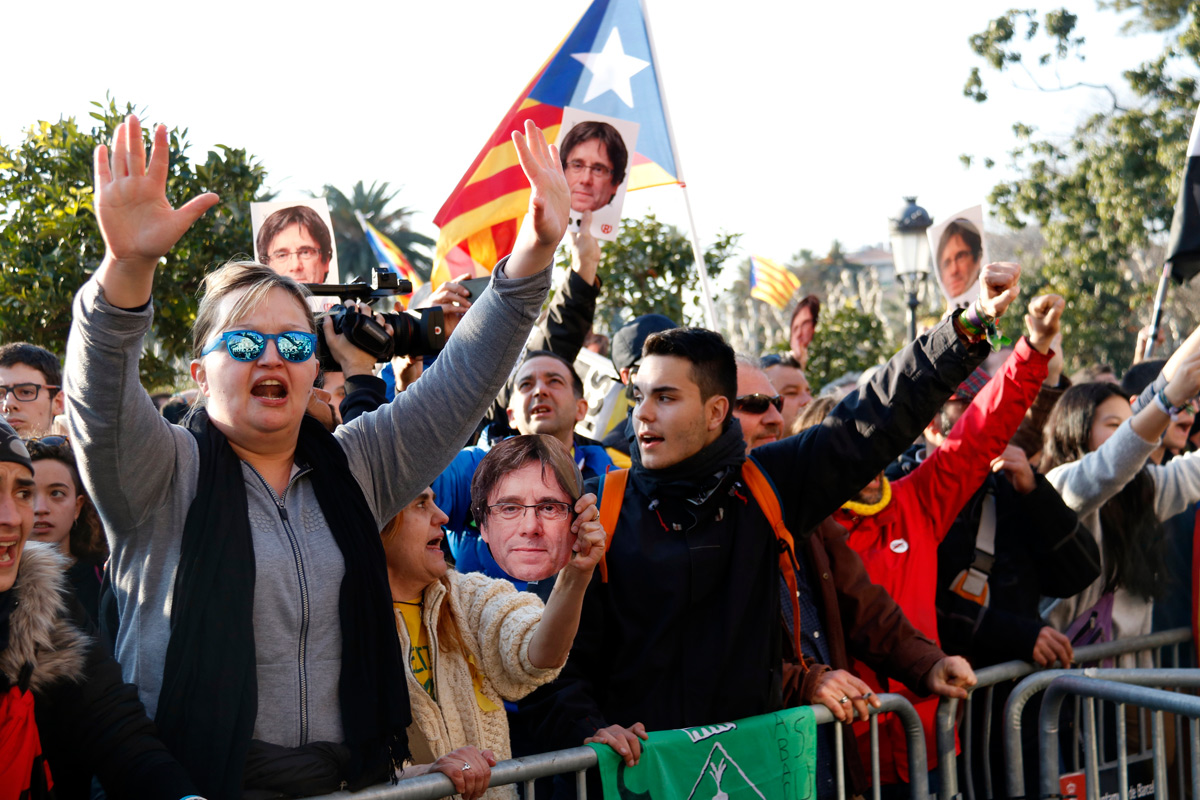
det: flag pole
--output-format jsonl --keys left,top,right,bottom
{"left": 1144, "top": 261, "right": 1173, "bottom": 360}
{"left": 639, "top": 0, "right": 719, "bottom": 331}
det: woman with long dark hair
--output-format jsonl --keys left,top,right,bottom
{"left": 1041, "top": 343, "right": 1200, "bottom": 666}
{"left": 24, "top": 437, "right": 107, "bottom": 624}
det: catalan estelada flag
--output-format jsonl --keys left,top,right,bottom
{"left": 356, "top": 211, "right": 423, "bottom": 302}
{"left": 749, "top": 256, "right": 801, "bottom": 310}
{"left": 432, "top": 0, "right": 680, "bottom": 286}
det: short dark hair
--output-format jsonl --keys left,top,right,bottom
{"left": 936, "top": 220, "right": 982, "bottom": 268}
{"left": 559, "top": 121, "right": 629, "bottom": 190}
{"left": 1120, "top": 359, "right": 1167, "bottom": 398}
{"left": 790, "top": 295, "right": 821, "bottom": 329}
{"left": 642, "top": 328, "right": 736, "bottom": 425}
{"left": 518, "top": 350, "right": 584, "bottom": 398}
{"left": 255, "top": 205, "right": 334, "bottom": 265}
{"left": 470, "top": 435, "right": 583, "bottom": 525}
{"left": 761, "top": 353, "right": 801, "bottom": 370}
{"left": 0, "top": 343, "right": 62, "bottom": 388}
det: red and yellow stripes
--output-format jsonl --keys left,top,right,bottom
{"left": 749, "top": 256, "right": 801, "bottom": 310}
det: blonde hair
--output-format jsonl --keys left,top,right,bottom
{"left": 191, "top": 261, "right": 315, "bottom": 359}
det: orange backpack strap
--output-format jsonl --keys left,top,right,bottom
{"left": 597, "top": 469, "right": 629, "bottom": 583}
{"left": 741, "top": 459, "right": 807, "bottom": 671}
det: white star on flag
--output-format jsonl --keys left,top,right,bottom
{"left": 571, "top": 28, "right": 651, "bottom": 108}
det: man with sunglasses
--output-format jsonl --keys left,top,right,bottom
{"left": 732, "top": 355, "right": 786, "bottom": 453}
{"left": 0, "top": 343, "right": 64, "bottom": 437}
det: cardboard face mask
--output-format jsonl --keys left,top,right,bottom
{"left": 927, "top": 205, "right": 987, "bottom": 311}
{"left": 479, "top": 460, "right": 577, "bottom": 582}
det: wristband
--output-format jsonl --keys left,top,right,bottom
{"left": 1156, "top": 388, "right": 1183, "bottom": 416}
{"left": 962, "top": 300, "right": 1011, "bottom": 351}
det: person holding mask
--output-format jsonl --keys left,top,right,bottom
{"left": 66, "top": 115, "right": 569, "bottom": 797}
{"left": 384, "top": 435, "right": 604, "bottom": 799}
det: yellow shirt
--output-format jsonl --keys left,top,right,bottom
{"left": 396, "top": 600, "right": 436, "bottom": 700}
{"left": 395, "top": 598, "right": 500, "bottom": 712}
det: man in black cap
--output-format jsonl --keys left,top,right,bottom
{"left": 600, "top": 314, "right": 676, "bottom": 466}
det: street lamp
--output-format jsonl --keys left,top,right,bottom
{"left": 889, "top": 196, "right": 934, "bottom": 342}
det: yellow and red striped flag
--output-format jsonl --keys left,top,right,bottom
{"left": 749, "top": 256, "right": 801, "bottom": 310}
{"left": 432, "top": 0, "right": 680, "bottom": 287}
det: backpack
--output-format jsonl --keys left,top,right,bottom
{"left": 595, "top": 459, "right": 807, "bottom": 670}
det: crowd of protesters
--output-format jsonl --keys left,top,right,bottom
{"left": 3, "top": 112, "right": 1200, "bottom": 800}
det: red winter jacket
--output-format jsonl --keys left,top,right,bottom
{"left": 835, "top": 336, "right": 1049, "bottom": 784}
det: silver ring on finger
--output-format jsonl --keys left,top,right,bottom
{"left": 462, "top": 762, "right": 472, "bottom": 771}
{"left": 839, "top": 695, "right": 850, "bottom": 705}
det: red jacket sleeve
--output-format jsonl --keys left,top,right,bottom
{"left": 903, "top": 336, "right": 1051, "bottom": 542}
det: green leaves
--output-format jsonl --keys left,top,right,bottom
{"left": 966, "top": 4, "right": 1200, "bottom": 373}
{"left": 587, "top": 213, "right": 740, "bottom": 332}
{"left": 0, "top": 97, "right": 269, "bottom": 389}
{"left": 805, "top": 304, "right": 898, "bottom": 393}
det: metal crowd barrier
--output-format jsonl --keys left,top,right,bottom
{"left": 1038, "top": 676, "right": 1200, "bottom": 800}
{"left": 306, "top": 693, "right": 931, "bottom": 800}
{"left": 934, "top": 627, "right": 1192, "bottom": 800}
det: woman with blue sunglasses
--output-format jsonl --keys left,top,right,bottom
{"left": 65, "top": 114, "right": 571, "bottom": 798}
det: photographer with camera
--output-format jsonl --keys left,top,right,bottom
{"left": 66, "top": 115, "right": 570, "bottom": 797}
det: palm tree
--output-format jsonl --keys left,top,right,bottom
{"left": 321, "top": 181, "right": 434, "bottom": 283}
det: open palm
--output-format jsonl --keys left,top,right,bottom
{"left": 512, "top": 120, "right": 570, "bottom": 247}
{"left": 94, "top": 115, "right": 218, "bottom": 266}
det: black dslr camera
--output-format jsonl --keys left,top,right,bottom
{"left": 306, "top": 267, "right": 447, "bottom": 373}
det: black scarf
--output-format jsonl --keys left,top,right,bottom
{"left": 155, "top": 410, "right": 410, "bottom": 798}
{"left": 629, "top": 420, "right": 748, "bottom": 506}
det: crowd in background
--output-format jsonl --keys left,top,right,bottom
{"left": 3, "top": 114, "right": 1200, "bottom": 800}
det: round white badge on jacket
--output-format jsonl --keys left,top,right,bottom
{"left": 889, "top": 538, "right": 909, "bottom": 554}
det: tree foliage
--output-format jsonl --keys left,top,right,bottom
{"left": 0, "top": 98, "right": 269, "bottom": 389}
{"left": 964, "top": 5, "right": 1200, "bottom": 373}
{"left": 805, "top": 303, "right": 898, "bottom": 393}
{"left": 588, "top": 213, "right": 740, "bottom": 333}
{"left": 322, "top": 181, "right": 434, "bottom": 283}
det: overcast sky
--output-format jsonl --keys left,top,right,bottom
{"left": 2, "top": 0, "right": 1173, "bottom": 268}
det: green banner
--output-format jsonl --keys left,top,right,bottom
{"left": 588, "top": 707, "right": 817, "bottom": 800}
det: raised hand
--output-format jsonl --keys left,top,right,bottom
{"left": 506, "top": 120, "right": 570, "bottom": 278}
{"left": 94, "top": 115, "right": 219, "bottom": 307}
{"left": 569, "top": 209, "right": 602, "bottom": 284}
{"left": 414, "top": 272, "right": 473, "bottom": 339}
{"left": 1162, "top": 322, "right": 1200, "bottom": 384}
{"left": 976, "top": 262, "right": 1022, "bottom": 321}
{"left": 514, "top": 119, "right": 570, "bottom": 246}
{"left": 567, "top": 492, "right": 605, "bottom": 573}
{"left": 1024, "top": 294, "right": 1065, "bottom": 355}
{"left": 991, "top": 444, "right": 1036, "bottom": 494}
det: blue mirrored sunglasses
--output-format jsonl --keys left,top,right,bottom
{"left": 201, "top": 330, "right": 317, "bottom": 363}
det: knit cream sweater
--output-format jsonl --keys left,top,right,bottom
{"left": 396, "top": 571, "right": 562, "bottom": 799}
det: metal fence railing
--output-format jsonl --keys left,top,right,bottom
{"left": 305, "top": 693, "right": 930, "bottom": 800}
{"left": 934, "top": 627, "right": 1193, "bottom": 800}
{"left": 1038, "top": 676, "right": 1200, "bottom": 800}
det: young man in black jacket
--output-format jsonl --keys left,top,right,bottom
{"left": 520, "top": 264, "right": 1023, "bottom": 792}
